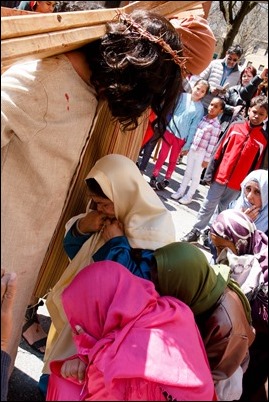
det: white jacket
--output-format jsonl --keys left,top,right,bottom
{"left": 199, "top": 58, "right": 241, "bottom": 110}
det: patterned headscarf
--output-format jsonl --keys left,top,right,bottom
{"left": 211, "top": 209, "right": 268, "bottom": 277}
{"left": 154, "top": 241, "right": 251, "bottom": 321}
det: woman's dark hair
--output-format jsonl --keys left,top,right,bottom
{"left": 227, "top": 44, "right": 243, "bottom": 58}
{"left": 250, "top": 95, "right": 268, "bottom": 112}
{"left": 212, "top": 96, "right": 226, "bottom": 111}
{"left": 85, "top": 178, "right": 109, "bottom": 199}
{"left": 84, "top": 10, "right": 183, "bottom": 135}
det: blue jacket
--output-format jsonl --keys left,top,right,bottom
{"left": 64, "top": 225, "right": 152, "bottom": 279}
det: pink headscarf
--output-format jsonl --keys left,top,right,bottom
{"left": 48, "top": 261, "right": 214, "bottom": 401}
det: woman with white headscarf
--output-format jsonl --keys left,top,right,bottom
{"left": 229, "top": 169, "right": 268, "bottom": 235}
{"left": 42, "top": 154, "right": 176, "bottom": 379}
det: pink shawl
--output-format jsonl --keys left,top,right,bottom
{"left": 47, "top": 261, "right": 214, "bottom": 401}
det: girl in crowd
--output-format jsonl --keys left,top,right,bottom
{"left": 171, "top": 97, "right": 225, "bottom": 205}
{"left": 149, "top": 79, "right": 209, "bottom": 190}
{"left": 46, "top": 261, "right": 215, "bottom": 401}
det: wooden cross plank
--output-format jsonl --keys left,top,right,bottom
{"left": 1, "top": 1, "right": 209, "bottom": 71}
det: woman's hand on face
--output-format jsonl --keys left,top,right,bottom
{"left": 101, "top": 219, "right": 124, "bottom": 241}
{"left": 242, "top": 205, "right": 260, "bottom": 222}
{"left": 78, "top": 211, "right": 108, "bottom": 234}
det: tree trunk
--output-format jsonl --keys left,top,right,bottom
{"left": 104, "top": 1, "right": 122, "bottom": 7}
{"left": 219, "top": 1, "right": 258, "bottom": 57}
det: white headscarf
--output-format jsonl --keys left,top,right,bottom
{"left": 230, "top": 169, "right": 268, "bottom": 233}
{"left": 85, "top": 153, "right": 175, "bottom": 248}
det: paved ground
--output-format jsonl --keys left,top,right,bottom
{"left": 7, "top": 155, "right": 212, "bottom": 401}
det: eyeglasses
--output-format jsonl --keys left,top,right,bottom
{"left": 227, "top": 56, "right": 239, "bottom": 63}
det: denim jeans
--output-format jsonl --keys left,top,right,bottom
{"left": 193, "top": 181, "right": 240, "bottom": 232}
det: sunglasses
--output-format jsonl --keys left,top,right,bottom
{"left": 227, "top": 56, "right": 239, "bottom": 63}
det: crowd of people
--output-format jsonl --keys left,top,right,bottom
{"left": 1, "top": 2, "right": 268, "bottom": 402}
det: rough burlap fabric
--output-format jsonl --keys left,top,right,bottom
{"left": 171, "top": 15, "right": 216, "bottom": 75}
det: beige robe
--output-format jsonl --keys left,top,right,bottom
{"left": 43, "top": 154, "right": 176, "bottom": 373}
{"left": 1, "top": 54, "right": 98, "bottom": 366}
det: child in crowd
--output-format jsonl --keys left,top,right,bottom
{"left": 171, "top": 97, "right": 225, "bottom": 204}
{"left": 149, "top": 79, "right": 209, "bottom": 190}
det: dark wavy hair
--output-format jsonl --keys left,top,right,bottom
{"left": 83, "top": 10, "right": 183, "bottom": 135}
{"left": 227, "top": 44, "right": 243, "bottom": 58}
{"left": 250, "top": 95, "right": 268, "bottom": 112}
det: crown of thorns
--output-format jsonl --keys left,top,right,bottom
{"left": 116, "top": 11, "right": 188, "bottom": 69}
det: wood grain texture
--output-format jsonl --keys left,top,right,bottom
{"left": 1, "top": 1, "right": 209, "bottom": 71}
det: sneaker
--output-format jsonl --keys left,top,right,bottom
{"left": 149, "top": 176, "right": 157, "bottom": 188}
{"left": 171, "top": 192, "right": 183, "bottom": 200}
{"left": 200, "top": 179, "right": 210, "bottom": 186}
{"left": 156, "top": 179, "right": 170, "bottom": 191}
{"left": 181, "top": 228, "right": 200, "bottom": 243}
{"left": 178, "top": 194, "right": 192, "bottom": 205}
{"left": 201, "top": 229, "right": 210, "bottom": 250}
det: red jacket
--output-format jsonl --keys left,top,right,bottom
{"left": 213, "top": 120, "right": 267, "bottom": 190}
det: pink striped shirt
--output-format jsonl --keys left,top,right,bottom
{"left": 190, "top": 115, "right": 221, "bottom": 162}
